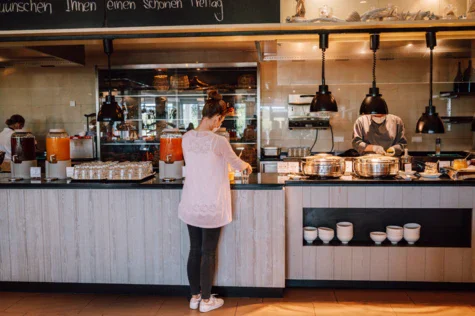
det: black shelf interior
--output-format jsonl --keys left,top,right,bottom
{"left": 302, "top": 239, "right": 468, "bottom": 248}
{"left": 303, "top": 207, "right": 472, "bottom": 248}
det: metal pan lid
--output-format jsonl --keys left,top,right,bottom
{"left": 302, "top": 153, "right": 344, "bottom": 162}
{"left": 355, "top": 154, "right": 399, "bottom": 163}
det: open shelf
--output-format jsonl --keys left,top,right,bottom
{"left": 302, "top": 239, "right": 470, "bottom": 248}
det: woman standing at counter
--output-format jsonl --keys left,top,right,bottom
{"left": 0, "top": 114, "right": 25, "bottom": 171}
{"left": 352, "top": 114, "right": 407, "bottom": 156}
{"left": 178, "top": 91, "right": 252, "bottom": 313}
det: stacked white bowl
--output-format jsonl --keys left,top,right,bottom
{"left": 303, "top": 226, "right": 318, "bottom": 244}
{"left": 336, "top": 222, "right": 353, "bottom": 245}
{"left": 403, "top": 223, "right": 421, "bottom": 245}
{"left": 370, "top": 232, "right": 387, "bottom": 245}
{"left": 386, "top": 226, "right": 404, "bottom": 245}
{"left": 318, "top": 227, "right": 334, "bottom": 244}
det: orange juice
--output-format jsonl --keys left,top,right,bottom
{"left": 159, "top": 137, "right": 183, "bottom": 162}
{"left": 46, "top": 137, "right": 70, "bottom": 161}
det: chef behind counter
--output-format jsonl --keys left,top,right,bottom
{"left": 352, "top": 114, "right": 407, "bottom": 157}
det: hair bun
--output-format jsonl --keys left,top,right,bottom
{"left": 207, "top": 90, "right": 222, "bottom": 101}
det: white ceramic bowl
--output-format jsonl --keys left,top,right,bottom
{"left": 303, "top": 226, "right": 318, "bottom": 244}
{"left": 386, "top": 226, "right": 403, "bottom": 245}
{"left": 318, "top": 227, "right": 334, "bottom": 244}
{"left": 370, "top": 232, "right": 387, "bottom": 245}
{"left": 403, "top": 223, "right": 421, "bottom": 245}
{"left": 336, "top": 222, "right": 353, "bottom": 245}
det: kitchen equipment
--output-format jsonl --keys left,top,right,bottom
{"left": 404, "top": 223, "right": 421, "bottom": 245}
{"left": 419, "top": 172, "right": 442, "bottom": 178}
{"left": 10, "top": 129, "right": 37, "bottom": 180}
{"left": 336, "top": 222, "right": 353, "bottom": 245}
{"left": 301, "top": 154, "right": 345, "bottom": 178}
{"left": 288, "top": 94, "right": 331, "bottom": 130}
{"left": 262, "top": 146, "right": 281, "bottom": 158}
{"left": 70, "top": 136, "right": 95, "bottom": 159}
{"left": 435, "top": 138, "right": 441, "bottom": 155}
{"left": 46, "top": 129, "right": 71, "bottom": 179}
{"left": 318, "top": 227, "right": 334, "bottom": 244}
{"left": 288, "top": 147, "right": 311, "bottom": 158}
{"left": 303, "top": 226, "right": 318, "bottom": 244}
{"left": 159, "top": 128, "right": 184, "bottom": 181}
{"left": 353, "top": 154, "right": 399, "bottom": 178}
{"left": 260, "top": 161, "right": 278, "bottom": 173}
{"left": 447, "top": 166, "right": 475, "bottom": 180}
{"left": 370, "top": 232, "right": 387, "bottom": 245}
{"left": 386, "top": 226, "right": 404, "bottom": 245}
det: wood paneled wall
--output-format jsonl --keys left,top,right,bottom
{"left": 0, "top": 189, "right": 285, "bottom": 288}
{"left": 286, "top": 186, "right": 475, "bottom": 283}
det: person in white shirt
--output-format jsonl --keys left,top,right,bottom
{"left": 0, "top": 115, "right": 25, "bottom": 171}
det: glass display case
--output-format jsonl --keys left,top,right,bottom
{"left": 96, "top": 64, "right": 258, "bottom": 169}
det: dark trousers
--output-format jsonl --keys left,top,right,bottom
{"left": 187, "top": 224, "right": 222, "bottom": 300}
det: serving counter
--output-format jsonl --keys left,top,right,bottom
{"left": 0, "top": 173, "right": 474, "bottom": 295}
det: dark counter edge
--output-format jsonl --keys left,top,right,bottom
{"left": 1, "top": 174, "right": 475, "bottom": 189}
{"left": 0, "top": 282, "right": 283, "bottom": 298}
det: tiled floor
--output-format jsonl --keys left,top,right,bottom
{"left": 0, "top": 289, "right": 474, "bottom": 316}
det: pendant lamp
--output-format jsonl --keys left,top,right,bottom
{"left": 97, "top": 39, "right": 124, "bottom": 122}
{"left": 415, "top": 32, "right": 445, "bottom": 134}
{"left": 308, "top": 33, "right": 338, "bottom": 115}
{"left": 360, "top": 34, "right": 388, "bottom": 115}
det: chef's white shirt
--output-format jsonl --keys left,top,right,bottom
{"left": 0, "top": 127, "right": 14, "bottom": 161}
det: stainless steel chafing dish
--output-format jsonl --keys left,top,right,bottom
{"left": 353, "top": 154, "right": 399, "bottom": 178}
{"left": 301, "top": 154, "right": 345, "bottom": 178}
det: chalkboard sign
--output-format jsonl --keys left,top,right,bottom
{"left": 0, "top": 0, "right": 105, "bottom": 30}
{"left": 105, "top": 0, "right": 279, "bottom": 27}
{"left": 0, "top": 0, "right": 279, "bottom": 31}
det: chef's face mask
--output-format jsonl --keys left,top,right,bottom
{"left": 371, "top": 115, "right": 386, "bottom": 124}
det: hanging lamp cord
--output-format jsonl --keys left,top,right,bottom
{"left": 372, "top": 50, "right": 377, "bottom": 88}
{"left": 321, "top": 49, "right": 326, "bottom": 86}
{"left": 429, "top": 48, "right": 433, "bottom": 106}
{"left": 107, "top": 53, "right": 112, "bottom": 98}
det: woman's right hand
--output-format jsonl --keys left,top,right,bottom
{"left": 245, "top": 164, "right": 253, "bottom": 175}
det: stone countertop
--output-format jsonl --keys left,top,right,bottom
{"left": 0, "top": 173, "right": 474, "bottom": 189}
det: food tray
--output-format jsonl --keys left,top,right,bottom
{"left": 71, "top": 172, "right": 156, "bottom": 183}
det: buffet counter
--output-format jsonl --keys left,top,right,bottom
{"left": 0, "top": 173, "right": 474, "bottom": 294}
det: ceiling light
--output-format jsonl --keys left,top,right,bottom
{"left": 416, "top": 32, "right": 445, "bottom": 134}
{"left": 97, "top": 39, "right": 124, "bottom": 122}
{"left": 305, "top": 33, "right": 338, "bottom": 115}
{"left": 360, "top": 34, "right": 388, "bottom": 115}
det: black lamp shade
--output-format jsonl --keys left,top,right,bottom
{"left": 415, "top": 106, "right": 445, "bottom": 134}
{"left": 359, "top": 87, "right": 388, "bottom": 115}
{"left": 97, "top": 95, "right": 124, "bottom": 122}
{"left": 310, "top": 85, "right": 338, "bottom": 113}
{"left": 472, "top": 116, "right": 475, "bottom": 132}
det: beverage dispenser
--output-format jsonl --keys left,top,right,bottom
{"left": 45, "top": 129, "right": 71, "bottom": 179}
{"left": 10, "top": 129, "right": 37, "bottom": 180}
{"left": 159, "top": 129, "right": 184, "bottom": 181}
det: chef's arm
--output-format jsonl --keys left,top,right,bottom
{"left": 352, "top": 122, "right": 370, "bottom": 155}
{"left": 390, "top": 121, "right": 408, "bottom": 156}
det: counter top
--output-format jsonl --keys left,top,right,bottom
{"left": 0, "top": 173, "right": 284, "bottom": 190}
{"left": 1, "top": 173, "right": 474, "bottom": 189}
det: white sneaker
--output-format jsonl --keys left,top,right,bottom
{"left": 190, "top": 294, "right": 202, "bottom": 310}
{"left": 199, "top": 295, "right": 224, "bottom": 313}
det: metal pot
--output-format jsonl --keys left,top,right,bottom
{"left": 262, "top": 146, "right": 281, "bottom": 158}
{"left": 301, "top": 154, "right": 345, "bottom": 178}
{"left": 354, "top": 154, "right": 399, "bottom": 178}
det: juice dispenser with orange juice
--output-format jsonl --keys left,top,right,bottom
{"left": 45, "top": 129, "right": 71, "bottom": 179}
{"left": 159, "top": 129, "right": 184, "bottom": 181}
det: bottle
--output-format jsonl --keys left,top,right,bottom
{"left": 463, "top": 60, "right": 475, "bottom": 92}
{"left": 400, "top": 148, "right": 412, "bottom": 172}
{"left": 453, "top": 62, "right": 463, "bottom": 92}
{"left": 435, "top": 138, "right": 441, "bottom": 156}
